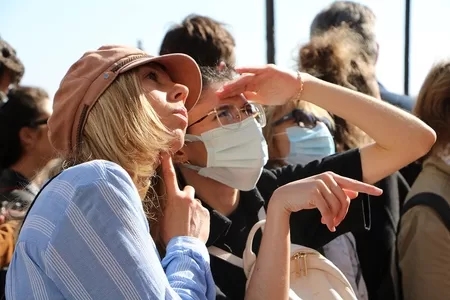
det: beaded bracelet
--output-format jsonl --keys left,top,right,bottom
{"left": 288, "top": 71, "right": 304, "bottom": 102}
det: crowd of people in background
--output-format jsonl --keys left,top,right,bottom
{"left": 0, "top": 1, "right": 448, "bottom": 299}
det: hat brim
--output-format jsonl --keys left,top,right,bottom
{"left": 120, "top": 53, "right": 201, "bottom": 111}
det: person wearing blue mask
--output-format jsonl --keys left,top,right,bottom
{"left": 169, "top": 65, "right": 435, "bottom": 300}
{"left": 264, "top": 102, "right": 336, "bottom": 167}
{"left": 263, "top": 101, "right": 369, "bottom": 300}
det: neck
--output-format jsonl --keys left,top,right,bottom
{"left": 9, "top": 155, "right": 43, "bottom": 183}
{"left": 179, "top": 166, "right": 240, "bottom": 216}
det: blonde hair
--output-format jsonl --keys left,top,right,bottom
{"left": 263, "top": 99, "right": 333, "bottom": 167}
{"left": 65, "top": 70, "right": 174, "bottom": 221}
{"left": 414, "top": 61, "right": 450, "bottom": 156}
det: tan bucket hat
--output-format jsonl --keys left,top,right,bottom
{"left": 48, "top": 45, "right": 202, "bottom": 155}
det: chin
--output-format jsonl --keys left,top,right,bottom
{"left": 170, "top": 128, "right": 185, "bottom": 152}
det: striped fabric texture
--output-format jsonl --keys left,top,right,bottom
{"left": 6, "top": 160, "right": 215, "bottom": 300}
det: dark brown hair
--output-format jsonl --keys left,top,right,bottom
{"left": 414, "top": 61, "right": 450, "bottom": 156}
{"left": 160, "top": 14, "right": 236, "bottom": 68}
{"left": 298, "top": 27, "right": 376, "bottom": 152}
{"left": 310, "top": 1, "right": 377, "bottom": 63}
{"left": 0, "top": 86, "right": 49, "bottom": 168}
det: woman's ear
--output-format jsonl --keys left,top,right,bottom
{"left": 217, "top": 61, "right": 227, "bottom": 71}
{"left": 19, "top": 127, "right": 37, "bottom": 151}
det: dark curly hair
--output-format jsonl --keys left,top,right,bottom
{"left": 160, "top": 14, "right": 236, "bottom": 68}
{"left": 298, "top": 26, "right": 377, "bottom": 152}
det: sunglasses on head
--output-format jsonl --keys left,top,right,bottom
{"left": 28, "top": 118, "right": 48, "bottom": 128}
{"left": 273, "top": 109, "right": 318, "bottom": 128}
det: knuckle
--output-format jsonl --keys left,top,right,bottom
{"left": 321, "top": 172, "right": 334, "bottom": 182}
{"left": 315, "top": 179, "right": 326, "bottom": 189}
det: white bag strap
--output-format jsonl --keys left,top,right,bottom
{"left": 243, "top": 220, "right": 267, "bottom": 277}
{"left": 208, "top": 246, "right": 243, "bottom": 268}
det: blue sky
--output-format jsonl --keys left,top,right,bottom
{"left": 1, "top": 0, "right": 449, "bottom": 98}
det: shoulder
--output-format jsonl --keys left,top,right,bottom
{"left": 56, "top": 160, "right": 133, "bottom": 187}
{"left": 400, "top": 193, "right": 450, "bottom": 242}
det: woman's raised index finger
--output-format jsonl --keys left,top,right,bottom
{"left": 160, "top": 153, "right": 179, "bottom": 195}
{"left": 333, "top": 174, "right": 383, "bottom": 196}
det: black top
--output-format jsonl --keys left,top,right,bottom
{"left": 354, "top": 171, "right": 409, "bottom": 300}
{"left": 179, "top": 149, "right": 370, "bottom": 299}
{"left": 0, "top": 168, "right": 37, "bottom": 211}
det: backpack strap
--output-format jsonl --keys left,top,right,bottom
{"left": 395, "top": 192, "right": 450, "bottom": 300}
{"left": 208, "top": 246, "right": 243, "bottom": 268}
{"left": 401, "top": 192, "right": 450, "bottom": 231}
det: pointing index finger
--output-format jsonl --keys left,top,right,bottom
{"left": 333, "top": 174, "right": 383, "bottom": 196}
{"left": 160, "top": 153, "right": 179, "bottom": 197}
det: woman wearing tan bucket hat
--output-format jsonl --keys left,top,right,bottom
{"left": 5, "top": 45, "right": 216, "bottom": 299}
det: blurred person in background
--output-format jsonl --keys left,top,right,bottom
{"left": 397, "top": 61, "right": 450, "bottom": 300}
{"left": 0, "top": 86, "right": 52, "bottom": 300}
{"left": 298, "top": 27, "right": 411, "bottom": 300}
{"left": 160, "top": 14, "right": 236, "bottom": 70}
{"left": 0, "top": 39, "right": 24, "bottom": 102}
{"left": 310, "top": 1, "right": 415, "bottom": 112}
{"left": 0, "top": 86, "right": 54, "bottom": 211}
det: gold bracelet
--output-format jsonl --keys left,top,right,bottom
{"left": 288, "top": 71, "right": 304, "bottom": 102}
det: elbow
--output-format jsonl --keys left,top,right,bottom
{"left": 412, "top": 124, "right": 437, "bottom": 158}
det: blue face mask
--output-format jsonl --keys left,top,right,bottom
{"left": 281, "top": 122, "right": 336, "bottom": 165}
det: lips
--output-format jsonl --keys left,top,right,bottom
{"left": 172, "top": 107, "right": 189, "bottom": 126}
{"left": 173, "top": 108, "right": 188, "bottom": 119}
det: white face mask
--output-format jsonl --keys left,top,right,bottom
{"left": 281, "top": 122, "right": 336, "bottom": 165}
{"left": 184, "top": 117, "right": 268, "bottom": 191}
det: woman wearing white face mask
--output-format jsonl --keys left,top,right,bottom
{"left": 263, "top": 102, "right": 369, "bottom": 300}
{"left": 168, "top": 66, "right": 435, "bottom": 299}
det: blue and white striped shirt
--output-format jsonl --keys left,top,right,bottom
{"left": 6, "top": 160, "right": 215, "bottom": 299}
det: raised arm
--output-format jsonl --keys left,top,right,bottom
{"left": 217, "top": 65, "right": 436, "bottom": 184}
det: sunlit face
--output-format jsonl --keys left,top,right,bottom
{"left": 137, "top": 63, "right": 190, "bottom": 152}
{"left": 30, "top": 98, "right": 55, "bottom": 166}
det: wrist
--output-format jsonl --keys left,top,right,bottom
{"left": 268, "top": 189, "right": 292, "bottom": 219}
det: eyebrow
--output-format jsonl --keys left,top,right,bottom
{"left": 150, "top": 62, "right": 168, "bottom": 72}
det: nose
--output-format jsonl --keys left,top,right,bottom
{"left": 168, "top": 83, "right": 189, "bottom": 104}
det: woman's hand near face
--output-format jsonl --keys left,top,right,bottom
{"left": 159, "top": 154, "right": 210, "bottom": 246}
{"left": 218, "top": 64, "right": 436, "bottom": 185}
{"left": 269, "top": 172, "right": 383, "bottom": 231}
{"left": 216, "top": 65, "right": 303, "bottom": 105}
